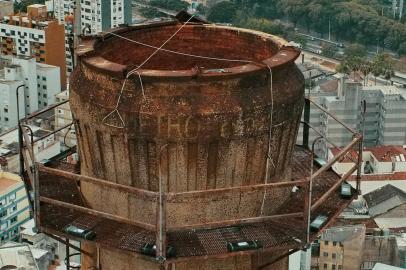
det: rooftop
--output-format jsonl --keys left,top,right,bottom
{"left": 319, "top": 78, "right": 338, "bottom": 94}
{"left": 368, "top": 145, "right": 406, "bottom": 162}
{"left": 364, "top": 184, "right": 406, "bottom": 217}
{"left": 372, "top": 263, "right": 404, "bottom": 270}
{"left": 0, "top": 171, "right": 21, "bottom": 192}
{"left": 320, "top": 225, "right": 365, "bottom": 242}
{"left": 0, "top": 242, "right": 39, "bottom": 270}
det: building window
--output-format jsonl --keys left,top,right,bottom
{"left": 43, "top": 93, "right": 47, "bottom": 98}
{"left": 9, "top": 193, "right": 16, "bottom": 201}
{"left": 0, "top": 210, "right": 7, "bottom": 218}
{"left": 333, "top": 241, "right": 337, "bottom": 246}
{"left": 0, "top": 234, "right": 8, "bottom": 241}
{"left": 5, "top": 117, "right": 8, "bottom": 122}
{"left": 0, "top": 199, "right": 5, "bottom": 206}
{"left": 11, "top": 204, "right": 17, "bottom": 212}
{"left": 338, "top": 265, "right": 342, "bottom": 270}
{"left": 0, "top": 223, "right": 7, "bottom": 230}
{"left": 332, "top": 253, "right": 336, "bottom": 259}
{"left": 4, "top": 108, "right": 8, "bottom": 113}
{"left": 10, "top": 216, "right": 17, "bottom": 224}
{"left": 44, "top": 102, "right": 47, "bottom": 106}
{"left": 43, "top": 85, "right": 47, "bottom": 90}
{"left": 10, "top": 228, "right": 18, "bottom": 236}
{"left": 324, "top": 241, "right": 328, "bottom": 245}
{"left": 332, "top": 265, "right": 336, "bottom": 270}
{"left": 323, "top": 252, "right": 328, "bottom": 257}
{"left": 323, "top": 264, "right": 327, "bottom": 269}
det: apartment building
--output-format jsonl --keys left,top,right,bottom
{"left": 0, "top": 55, "right": 61, "bottom": 132}
{"left": 0, "top": 171, "right": 30, "bottom": 244}
{"left": 53, "top": 0, "right": 74, "bottom": 74}
{"left": 0, "top": 125, "right": 61, "bottom": 173}
{"left": 0, "top": 1, "right": 13, "bottom": 20}
{"left": 79, "top": 0, "right": 132, "bottom": 34}
{"left": 298, "top": 75, "right": 406, "bottom": 159}
{"left": 0, "top": 4, "right": 67, "bottom": 87}
{"left": 313, "top": 225, "right": 366, "bottom": 270}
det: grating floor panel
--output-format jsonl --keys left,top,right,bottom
{"left": 38, "top": 145, "right": 356, "bottom": 259}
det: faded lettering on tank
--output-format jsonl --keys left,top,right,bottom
{"left": 136, "top": 113, "right": 270, "bottom": 139}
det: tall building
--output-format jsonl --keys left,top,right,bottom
{"left": 0, "top": 4, "right": 67, "bottom": 87}
{"left": 298, "top": 76, "right": 406, "bottom": 159}
{"left": 315, "top": 225, "right": 366, "bottom": 270}
{"left": 79, "top": 0, "right": 132, "bottom": 34}
{"left": 53, "top": 0, "right": 74, "bottom": 74}
{"left": 0, "top": 1, "right": 13, "bottom": 20}
{"left": 0, "top": 171, "right": 30, "bottom": 244}
{"left": 0, "top": 55, "right": 61, "bottom": 132}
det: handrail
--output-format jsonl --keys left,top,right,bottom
{"left": 40, "top": 196, "right": 156, "bottom": 231}
{"left": 307, "top": 97, "right": 357, "bottom": 135}
{"left": 23, "top": 99, "right": 69, "bottom": 121}
{"left": 311, "top": 162, "right": 358, "bottom": 212}
{"left": 167, "top": 212, "right": 303, "bottom": 232}
{"left": 166, "top": 179, "right": 309, "bottom": 200}
{"left": 33, "top": 122, "right": 73, "bottom": 143}
{"left": 300, "top": 121, "right": 358, "bottom": 163}
{"left": 38, "top": 165, "right": 158, "bottom": 199}
{"left": 309, "top": 135, "right": 361, "bottom": 182}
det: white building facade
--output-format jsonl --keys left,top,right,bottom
{"left": 0, "top": 55, "right": 61, "bottom": 132}
{"left": 298, "top": 76, "right": 406, "bottom": 159}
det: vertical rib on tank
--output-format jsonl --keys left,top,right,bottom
{"left": 69, "top": 22, "right": 305, "bottom": 226}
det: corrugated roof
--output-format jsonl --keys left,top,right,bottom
{"left": 364, "top": 184, "right": 406, "bottom": 217}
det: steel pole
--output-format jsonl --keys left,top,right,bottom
{"left": 307, "top": 136, "right": 324, "bottom": 244}
{"left": 16, "top": 84, "right": 25, "bottom": 176}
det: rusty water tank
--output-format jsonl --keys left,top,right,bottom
{"left": 71, "top": 21, "right": 304, "bottom": 189}
{"left": 70, "top": 21, "right": 304, "bottom": 270}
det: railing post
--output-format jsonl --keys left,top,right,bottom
{"left": 34, "top": 162, "right": 40, "bottom": 231}
{"left": 356, "top": 136, "right": 363, "bottom": 195}
{"left": 156, "top": 193, "right": 167, "bottom": 262}
{"left": 303, "top": 180, "right": 310, "bottom": 232}
{"left": 303, "top": 98, "right": 310, "bottom": 148}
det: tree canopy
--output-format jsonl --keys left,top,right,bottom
{"left": 207, "top": 1, "right": 237, "bottom": 23}
{"left": 204, "top": 0, "right": 406, "bottom": 56}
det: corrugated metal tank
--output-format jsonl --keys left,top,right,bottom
{"left": 69, "top": 22, "right": 304, "bottom": 270}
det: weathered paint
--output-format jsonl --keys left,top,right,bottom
{"left": 70, "top": 22, "right": 305, "bottom": 270}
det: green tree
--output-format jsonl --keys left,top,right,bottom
{"left": 344, "top": 43, "right": 367, "bottom": 58}
{"left": 398, "top": 42, "right": 406, "bottom": 57}
{"left": 321, "top": 43, "right": 338, "bottom": 58}
{"left": 149, "top": 0, "right": 189, "bottom": 11}
{"left": 207, "top": 1, "right": 237, "bottom": 23}
{"left": 196, "top": 4, "right": 208, "bottom": 15}
{"left": 370, "top": 53, "right": 394, "bottom": 85}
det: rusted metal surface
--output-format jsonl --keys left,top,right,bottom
{"left": 70, "top": 25, "right": 305, "bottom": 246}
{"left": 38, "top": 146, "right": 356, "bottom": 262}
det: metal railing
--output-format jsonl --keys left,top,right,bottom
{"left": 19, "top": 96, "right": 363, "bottom": 263}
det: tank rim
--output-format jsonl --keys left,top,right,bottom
{"left": 75, "top": 21, "right": 301, "bottom": 79}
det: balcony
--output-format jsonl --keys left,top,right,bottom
{"left": 19, "top": 98, "right": 362, "bottom": 266}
